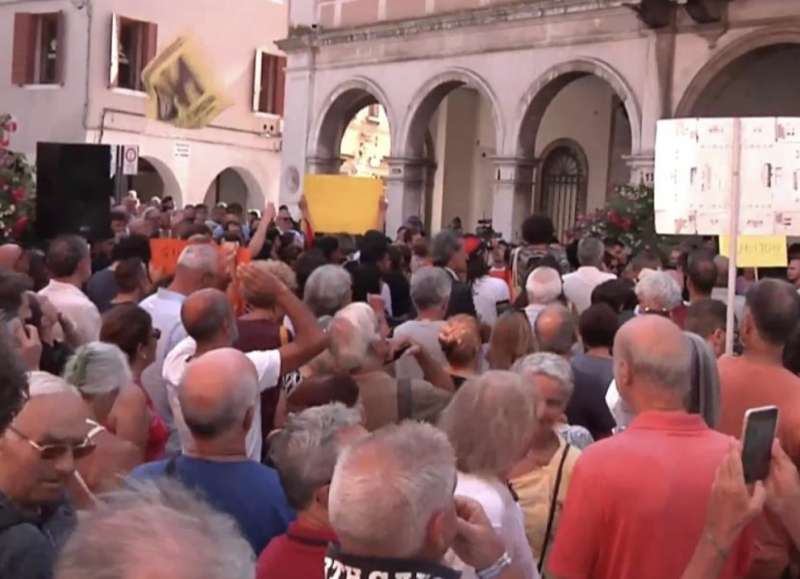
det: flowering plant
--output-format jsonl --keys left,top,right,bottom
{"left": 0, "top": 114, "right": 35, "bottom": 242}
{"left": 567, "top": 183, "right": 668, "bottom": 253}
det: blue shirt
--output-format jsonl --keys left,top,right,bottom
{"left": 130, "top": 456, "right": 294, "bottom": 555}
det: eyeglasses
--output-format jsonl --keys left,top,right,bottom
{"left": 7, "top": 425, "right": 96, "bottom": 461}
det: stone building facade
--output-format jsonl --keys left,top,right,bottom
{"left": 280, "top": 0, "right": 800, "bottom": 239}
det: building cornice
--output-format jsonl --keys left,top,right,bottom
{"left": 278, "top": 0, "right": 632, "bottom": 52}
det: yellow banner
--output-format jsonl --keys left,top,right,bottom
{"left": 304, "top": 175, "right": 383, "bottom": 234}
{"left": 719, "top": 235, "right": 788, "bottom": 268}
{"left": 142, "top": 37, "right": 231, "bottom": 129}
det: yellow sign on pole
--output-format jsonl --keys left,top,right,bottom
{"left": 719, "top": 235, "right": 788, "bottom": 268}
{"left": 304, "top": 175, "right": 384, "bottom": 234}
{"left": 142, "top": 37, "right": 231, "bottom": 129}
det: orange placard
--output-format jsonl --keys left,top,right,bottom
{"left": 150, "top": 239, "right": 188, "bottom": 277}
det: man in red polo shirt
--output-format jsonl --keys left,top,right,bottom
{"left": 548, "top": 315, "right": 752, "bottom": 579}
{"left": 257, "top": 403, "right": 366, "bottom": 579}
{"left": 718, "top": 279, "right": 800, "bottom": 578}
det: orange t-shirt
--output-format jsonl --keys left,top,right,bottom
{"left": 718, "top": 355, "right": 800, "bottom": 578}
{"left": 548, "top": 411, "right": 751, "bottom": 579}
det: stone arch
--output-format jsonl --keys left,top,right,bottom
{"left": 675, "top": 27, "right": 800, "bottom": 117}
{"left": 399, "top": 67, "right": 504, "bottom": 159}
{"left": 137, "top": 155, "right": 182, "bottom": 206}
{"left": 204, "top": 166, "right": 265, "bottom": 210}
{"left": 308, "top": 76, "right": 396, "bottom": 163}
{"left": 515, "top": 58, "right": 642, "bottom": 158}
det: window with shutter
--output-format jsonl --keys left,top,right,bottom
{"left": 254, "top": 51, "right": 286, "bottom": 116}
{"left": 111, "top": 16, "right": 157, "bottom": 91}
{"left": 12, "top": 12, "right": 63, "bottom": 86}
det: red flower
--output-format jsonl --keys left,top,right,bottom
{"left": 11, "top": 187, "right": 25, "bottom": 203}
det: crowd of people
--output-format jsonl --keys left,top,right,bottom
{"left": 0, "top": 193, "right": 799, "bottom": 579}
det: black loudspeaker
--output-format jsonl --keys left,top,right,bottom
{"left": 36, "top": 143, "right": 113, "bottom": 242}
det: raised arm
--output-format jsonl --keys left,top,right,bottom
{"left": 247, "top": 202, "right": 276, "bottom": 258}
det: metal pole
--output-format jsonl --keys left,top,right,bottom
{"left": 726, "top": 118, "right": 742, "bottom": 356}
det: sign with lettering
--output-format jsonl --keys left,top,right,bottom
{"left": 142, "top": 37, "right": 231, "bottom": 129}
{"left": 719, "top": 235, "right": 788, "bottom": 268}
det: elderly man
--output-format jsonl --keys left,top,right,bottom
{"left": 327, "top": 421, "right": 526, "bottom": 579}
{"left": 524, "top": 266, "right": 562, "bottom": 331}
{"left": 548, "top": 315, "right": 751, "bottom": 579}
{"left": 534, "top": 304, "right": 577, "bottom": 358}
{"left": 132, "top": 349, "right": 294, "bottom": 555}
{"left": 718, "top": 279, "right": 800, "bottom": 578}
{"left": 163, "top": 265, "right": 325, "bottom": 461}
{"left": 258, "top": 403, "right": 365, "bottom": 579}
{"left": 562, "top": 238, "right": 615, "bottom": 314}
{"left": 56, "top": 479, "right": 255, "bottom": 579}
{"left": 432, "top": 230, "right": 476, "bottom": 318}
{"left": 303, "top": 264, "right": 353, "bottom": 322}
{"left": 0, "top": 362, "right": 92, "bottom": 579}
{"left": 394, "top": 267, "right": 452, "bottom": 381}
{"left": 329, "top": 303, "right": 453, "bottom": 431}
{"left": 635, "top": 269, "right": 685, "bottom": 326}
{"left": 38, "top": 235, "right": 101, "bottom": 345}
{"left": 139, "top": 243, "right": 223, "bottom": 450}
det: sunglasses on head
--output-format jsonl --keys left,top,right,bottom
{"left": 7, "top": 424, "right": 96, "bottom": 461}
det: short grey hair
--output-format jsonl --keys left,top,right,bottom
{"left": 55, "top": 478, "right": 255, "bottom": 579}
{"left": 512, "top": 353, "right": 575, "bottom": 399}
{"left": 438, "top": 371, "right": 536, "bottom": 477}
{"left": 636, "top": 270, "right": 682, "bottom": 311}
{"left": 304, "top": 265, "right": 353, "bottom": 317}
{"left": 63, "top": 342, "right": 132, "bottom": 397}
{"left": 526, "top": 267, "right": 562, "bottom": 305}
{"left": 410, "top": 267, "right": 452, "bottom": 311}
{"left": 578, "top": 237, "right": 605, "bottom": 267}
{"left": 329, "top": 303, "right": 381, "bottom": 371}
{"left": 269, "top": 403, "right": 362, "bottom": 510}
{"left": 177, "top": 243, "right": 219, "bottom": 273}
{"left": 329, "top": 422, "right": 456, "bottom": 559}
{"left": 431, "top": 230, "right": 460, "bottom": 267}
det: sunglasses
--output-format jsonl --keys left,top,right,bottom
{"left": 7, "top": 425, "right": 96, "bottom": 461}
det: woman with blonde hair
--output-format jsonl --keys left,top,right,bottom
{"left": 487, "top": 310, "right": 536, "bottom": 370}
{"left": 439, "top": 314, "right": 482, "bottom": 388}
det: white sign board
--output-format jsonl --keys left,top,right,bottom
{"left": 174, "top": 142, "right": 191, "bottom": 160}
{"left": 655, "top": 118, "right": 800, "bottom": 235}
{"left": 122, "top": 145, "right": 139, "bottom": 175}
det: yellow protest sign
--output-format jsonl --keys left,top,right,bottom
{"left": 719, "top": 235, "right": 788, "bottom": 268}
{"left": 142, "top": 37, "right": 231, "bottom": 129}
{"left": 304, "top": 175, "right": 384, "bottom": 234}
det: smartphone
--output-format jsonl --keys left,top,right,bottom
{"left": 741, "top": 405, "right": 779, "bottom": 484}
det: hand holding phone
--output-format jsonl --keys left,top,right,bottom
{"left": 741, "top": 406, "right": 779, "bottom": 484}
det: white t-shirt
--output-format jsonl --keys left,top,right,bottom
{"left": 162, "top": 337, "right": 281, "bottom": 461}
{"left": 472, "top": 276, "right": 511, "bottom": 327}
{"left": 562, "top": 266, "right": 616, "bottom": 314}
{"left": 446, "top": 472, "right": 540, "bottom": 579}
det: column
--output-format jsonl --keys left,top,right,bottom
{"left": 491, "top": 157, "right": 537, "bottom": 242}
{"left": 384, "top": 157, "right": 427, "bottom": 237}
{"left": 306, "top": 156, "right": 341, "bottom": 174}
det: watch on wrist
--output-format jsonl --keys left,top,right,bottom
{"left": 477, "top": 551, "right": 512, "bottom": 579}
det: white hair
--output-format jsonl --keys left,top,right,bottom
{"left": 329, "top": 303, "right": 381, "bottom": 371}
{"left": 63, "top": 342, "right": 132, "bottom": 396}
{"left": 438, "top": 371, "right": 537, "bottom": 476}
{"left": 28, "top": 371, "right": 80, "bottom": 397}
{"left": 526, "top": 266, "right": 562, "bottom": 305}
{"left": 577, "top": 237, "right": 605, "bottom": 267}
{"left": 410, "top": 267, "right": 452, "bottom": 311}
{"left": 635, "top": 270, "right": 682, "bottom": 311}
{"left": 304, "top": 265, "right": 353, "bottom": 317}
{"left": 269, "top": 403, "right": 362, "bottom": 510}
{"left": 177, "top": 243, "right": 219, "bottom": 273}
{"left": 329, "top": 422, "right": 456, "bottom": 559}
{"left": 512, "top": 352, "right": 575, "bottom": 399}
{"left": 55, "top": 478, "right": 255, "bottom": 579}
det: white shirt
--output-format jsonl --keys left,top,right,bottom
{"left": 562, "top": 266, "right": 616, "bottom": 314}
{"left": 472, "top": 276, "right": 511, "bottom": 327}
{"left": 524, "top": 303, "right": 547, "bottom": 333}
{"left": 38, "top": 279, "right": 101, "bottom": 345}
{"left": 162, "top": 337, "right": 281, "bottom": 461}
{"left": 446, "top": 473, "right": 540, "bottom": 579}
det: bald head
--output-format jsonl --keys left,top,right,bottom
{"left": 614, "top": 315, "right": 690, "bottom": 395}
{"left": 179, "top": 349, "right": 258, "bottom": 440}
{"left": 534, "top": 304, "right": 576, "bottom": 356}
{"left": 0, "top": 244, "right": 22, "bottom": 271}
{"left": 181, "top": 289, "right": 234, "bottom": 344}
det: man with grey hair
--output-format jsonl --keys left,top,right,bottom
{"left": 547, "top": 315, "right": 751, "bottom": 579}
{"left": 55, "top": 479, "right": 256, "bottom": 579}
{"left": 328, "top": 302, "right": 452, "bottom": 431}
{"left": 635, "top": 269, "right": 682, "bottom": 317}
{"left": 534, "top": 304, "right": 577, "bottom": 358}
{"left": 562, "top": 237, "right": 615, "bottom": 314}
{"left": 525, "top": 266, "right": 563, "bottom": 330}
{"left": 258, "top": 403, "right": 365, "bottom": 579}
{"left": 140, "top": 242, "right": 223, "bottom": 450}
{"left": 431, "top": 230, "right": 476, "bottom": 317}
{"left": 303, "top": 264, "right": 353, "bottom": 320}
{"left": 327, "top": 421, "right": 527, "bottom": 579}
{"left": 394, "top": 267, "right": 452, "bottom": 380}
{"left": 131, "top": 348, "right": 293, "bottom": 556}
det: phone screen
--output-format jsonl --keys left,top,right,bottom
{"left": 741, "top": 406, "right": 779, "bottom": 484}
